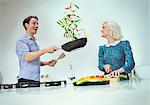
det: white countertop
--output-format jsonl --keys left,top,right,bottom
{"left": 0, "top": 78, "right": 150, "bottom": 105}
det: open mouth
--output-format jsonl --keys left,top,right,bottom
{"left": 34, "top": 29, "right": 38, "bottom": 31}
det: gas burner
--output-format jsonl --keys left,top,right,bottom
{"left": 42, "top": 80, "right": 67, "bottom": 87}
{"left": 16, "top": 82, "right": 40, "bottom": 88}
{"left": 0, "top": 84, "right": 16, "bottom": 89}
{"left": 0, "top": 80, "right": 67, "bottom": 89}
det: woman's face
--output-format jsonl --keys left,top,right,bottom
{"left": 101, "top": 23, "right": 111, "bottom": 38}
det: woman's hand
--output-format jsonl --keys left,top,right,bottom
{"left": 103, "top": 64, "right": 112, "bottom": 73}
{"left": 110, "top": 68, "right": 125, "bottom": 78}
{"left": 110, "top": 70, "right": 120, "bottom": 78}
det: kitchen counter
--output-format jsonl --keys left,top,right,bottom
{"left": 0, "top": 78, "right": 150, "bottom": 105}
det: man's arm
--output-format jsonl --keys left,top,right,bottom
{"left": 40, "top": 60, "right": 57, "bottom": 67}
{"left": 24, "top": 46, "right": 58, "bottom": 62}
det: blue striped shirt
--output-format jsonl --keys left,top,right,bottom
{"left": 98, "top": 40, "right": 135, "bottom": 74}
{"left": 16, "top": 34, "right": 40, "bottom": 81}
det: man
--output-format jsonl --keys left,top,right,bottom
{"left": 16, "top": 16, "right": 58, "bottom": 87}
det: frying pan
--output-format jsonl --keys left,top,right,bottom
{"left": 60, "top": 38, "right": 87, "bottom": 52}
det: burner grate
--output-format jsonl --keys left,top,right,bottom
{"left": 44, "top": 80, "right": 67, "bottom": 87}
{"left": 0, "top": 80, "right": 67, "bottom": 89}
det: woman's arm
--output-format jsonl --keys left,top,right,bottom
{"left": 122, "top": 40, "right": 135, "bottom": 73}
{"left": 98, "top": 46, "right": 105, "bottom": 72}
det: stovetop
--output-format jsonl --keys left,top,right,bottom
{"left": 0, "top": 80, "right": 67, "bottom": 89}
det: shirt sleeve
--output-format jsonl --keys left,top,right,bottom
{"left": 16, "top": 40, "right": 30, "bottom": 59}
{"left": 98, "top": 46, "right": 105, "bottom": 72}
{"left": 122, "top": 40, "right": 135, "bottom": 73}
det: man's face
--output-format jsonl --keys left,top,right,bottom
{"left": 25, "top": 18, "right": 38, "bottom": 35}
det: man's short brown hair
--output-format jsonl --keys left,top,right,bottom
{"left": 23, "top": 16, "right": 38, "bottom": 30}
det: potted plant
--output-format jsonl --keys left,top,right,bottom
{"left": 57, "top": 2, "right": 87, "bottom": 52}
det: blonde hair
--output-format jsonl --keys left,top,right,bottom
{"left": 103, "top": 21, "right": 123, "bottom": 40}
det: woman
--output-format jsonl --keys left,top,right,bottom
{"left": 98, "top": 21, "right": 135, "bottom": 77}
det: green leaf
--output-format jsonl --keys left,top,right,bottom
{"left": 75, "top": 4, "right": 79, "bottom": 9}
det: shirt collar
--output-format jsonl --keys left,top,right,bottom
{"left": 24, "top": 34, "right": 36, "bottom": 40}
{"left": 105, "top": 40, "right": 121, "bottom": 47}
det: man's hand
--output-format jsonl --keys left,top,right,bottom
{"left": 44, "top": 46, "right": 58, "bottom": 53}
{"left": 48, "top": 60, "right": 57, "bottom": 67}
{"left": 103, "top": 64, "right": 112, "bottom": 73}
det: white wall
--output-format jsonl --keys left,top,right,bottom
{"left": 148, "top": 0, "right": 150, "bottom": 64}
{"left": 0, "top": 0, "right": 149, "bottom": 83}
{"left": 0, "top": 3, "right": 3, "bottom": 83}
